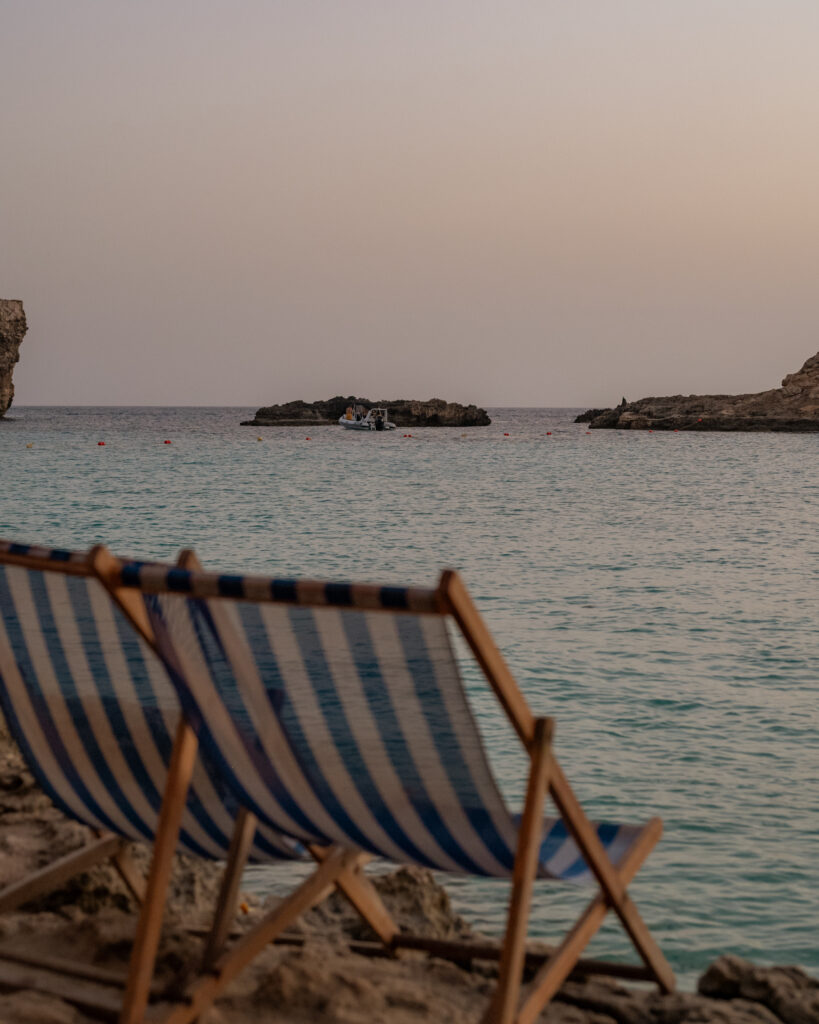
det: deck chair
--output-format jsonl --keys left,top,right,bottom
{"left": 111, "top": 550, "right": 676, "bottom": 1024}
{"left": 0, "top": 540, "right": 396, "bottom": 1023}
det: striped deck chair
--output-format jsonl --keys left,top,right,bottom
{"left": 0, "top": 540, "right": 396, "bottom": 1024}
{"left": 108, "top": 550, "right": 676, "bottom": 1024}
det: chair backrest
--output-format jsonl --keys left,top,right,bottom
{"left": 126, "top": 562, "right": 523, "bottom": 877}
{"left": 0, "top": 541, "right": 301, "bottom": 863}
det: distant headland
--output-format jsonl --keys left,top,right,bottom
{"left": 0, "top": 300, "right": 27, "bottom": 418}
{"left": 577, "top": 350, "right": 819, "bottom": 431}
{"left": 242, "top": 397, "right": 491, "bottom": 427}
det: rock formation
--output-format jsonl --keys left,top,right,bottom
{"left": 0, "top": 300, "right": 27, "bottom": 418}
{"left": 242, "top": 396, "right": 491, "bottom": 427}
{"left": 587, "top": 351, "right": 819, "bottom": 431}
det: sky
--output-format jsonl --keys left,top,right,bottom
{"left": 2, "top": 1, "right": 818, "bottom": 407}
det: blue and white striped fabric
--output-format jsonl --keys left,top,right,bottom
{"left": 0, "top": 561, "right": 304, "bottom": 863}
{"left": 139, "top": 577, "right": 644, "bottom": 883}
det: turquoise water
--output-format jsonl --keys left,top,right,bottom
{"left": 1, "top": 406, "right": 817, "bottom": 988}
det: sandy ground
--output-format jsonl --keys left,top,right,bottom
{"left": 0, "top": 716, "right": 816, "bottom": 1024}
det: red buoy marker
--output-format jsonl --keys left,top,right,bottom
{"left": 97, "top": 441, "right": 105, "bottom": 446}
{"left": 164, "top": 439, "right": 171, "bottom": 444}
{"left": 503, "top": 433, "right": 510, "bottom": 437}
{"left": 546, "top": 431, "right": 552, "bottom": 436}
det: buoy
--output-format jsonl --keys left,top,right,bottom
{"left": 503, "top": 433, "right": 510, "bottom": 437}
{"left": 25, "top": 443, "right": 33, "bottom": 448}
{"left": 698, "top": 418, "right": 703, "bottom": 423}
{"left": 585, "top": 431, "right": 591, "bottom": 435}
{"left": 674, "top": 429, "right": 679, "bottom": 432}
{"left": 164, "top": 439, "right": 171, "bottom": 444}
{"left": 305, "top": 437, "right": 311, "bottom": 441}
{"left": 648, "top": 430, "right": 653, "bottom": 434}
{"left": 257, "top": 436, "right": 263, "bottom": 441}
{"left": 546, "top": 431, "right": 552, "bottom": 436}
{"left": 97, "top": 441, "right": 105, "bottom": 446}
{"left": 240, "top": 900, "right": 250, "bottom": 914}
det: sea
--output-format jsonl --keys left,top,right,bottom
{"left": 1, "top": 405, "right": 816, "bottom": 990}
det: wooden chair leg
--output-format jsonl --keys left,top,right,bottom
{"left": 308, "top": 845, "right": 399, "bottom": 947}
{"left": 515, "top": 816, "right": 670, "bottom": 1024}
{"left": 548, "top": 765, "right": 675, "bottom": 994}
{"left": 201, "top": 807, "right": 258, "bottom": 970}
{"left": 112, "top": 844, "right": 147, "bottom": 905}
{"left": 158, "top": 846, "right": 367, "bottom": 1024}
{"left": 0, "top": 834, "right": 124, "bottom": 913}
{"left": 119, "top": 719, "right": 199, "bottom": 1024}
{"left": 483, "top": 717, "right": 553, "bottom": 1024}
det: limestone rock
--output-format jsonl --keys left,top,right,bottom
{"left": 242, "top": 396, "right": 491, "bottom": 427}
{"left": 589, "top": 352, "right": 819, "bottom": 431}
{"left": 0, "top": 300, "right": 27, "bottom": 417}
{"left": 699, "top": 955, "right": 819, "bottom": 1024}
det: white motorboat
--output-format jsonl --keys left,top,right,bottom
{"left": 339, "top": 405, "right": 397, "bottom": 432}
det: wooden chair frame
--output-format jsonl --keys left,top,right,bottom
{"left": 0, "top": 544, "right": 399, "bottom": 1023}
{"left": 0, "top": 543, "right": 674, "bottom": 1023}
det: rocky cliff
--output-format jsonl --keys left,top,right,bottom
{"left": 242, "top": 396, "right": 491, "bottom": 427}
{"left": 587, "top": 351, "right": 819, "bottom": 431}
{"left": 0, "top": 300, "right": 27, "bottom": 418}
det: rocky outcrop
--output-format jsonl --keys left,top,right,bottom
{"left": 242, "top": 396, "right": 491, "bottom": 427}
{"left": 0, "top": 300, "right": 27, "bottom": 418}
{"left": 589, "top": 352, "right": 819, "bottom": 431}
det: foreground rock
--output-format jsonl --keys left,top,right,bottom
{"left": 242, "top": 396, "right": 491, "bottom": 427}
{"left": 0, "top": 300, "right": 27, "bottom": 418}
{"left": 1, "top": 717, "right": 817, "bottom": 1023}
{"left": 587, "top": 352, "right": 819, "bottom": 431}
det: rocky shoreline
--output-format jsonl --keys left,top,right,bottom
{"left": 0, "top": 300, "right": 27, "bottom": 419}
{"left": 242, "top": 397, "right": 491, "bottom": 427}
{"left": 579, "top": 351, "right": 819, "bottom": 431}
{"left": 1, "top": 719, "right": 816, "bottom": 1022}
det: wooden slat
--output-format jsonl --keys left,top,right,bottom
{"left": 437, "top": 569, "right": 535, "bottom": 747}
{"left": 0, "top": 550, "right": 90, "bottom": 576}
{"left": 0, "top": 957, "right": 124, "bottom": 1017}
{"left": 389, "top": 936, "right": 654, "bottom": 982}
{"left": 119, "top": 719, "right": 199, "bottom": 1024}
{"left": 484, "top": 717, "right": 552, "bottom": 1024}
{"left": 0, "top": 834, "right": 123, "bottom": 913}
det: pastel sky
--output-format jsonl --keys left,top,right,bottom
{"left": 3, "top": 1, "right": 818, "bottom": 407}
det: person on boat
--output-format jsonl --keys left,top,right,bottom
{"left": 345, "top": 406, "right": 354, "bottom": 420}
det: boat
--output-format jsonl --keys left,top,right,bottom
{"left": 339, "top": 405, "right": 397, "bottom": 431}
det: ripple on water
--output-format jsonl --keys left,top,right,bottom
{"left": 1, "top": 406, "right": 817, "bottom": 989}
